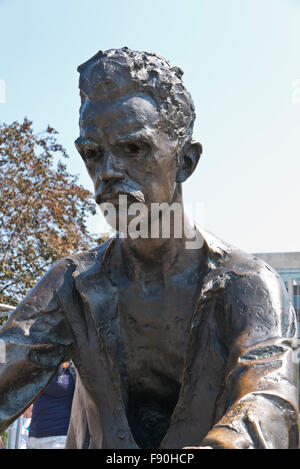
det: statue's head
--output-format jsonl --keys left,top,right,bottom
{"left": 75, "top": 47, "right": 202, "bottom": 230}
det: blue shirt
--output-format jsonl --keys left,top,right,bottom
{"left": 29, "top": 367, "right": 75, "bottom": 438}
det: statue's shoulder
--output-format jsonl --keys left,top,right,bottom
{"left": 200, "top": 227, "right": 286, "bottom": 299}
{"left": 61, "top": 237, "right": 116, "bottom": 276}
{"left": 200, "top": 228, "right": 296, "bottom": 339}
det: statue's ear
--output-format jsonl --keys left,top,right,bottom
{"left": 176, "top": 140, "right": 202, "bottom": 183}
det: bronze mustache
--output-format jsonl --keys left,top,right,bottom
{"left": 95, "top": 183, "right": 145, "bottom": 205}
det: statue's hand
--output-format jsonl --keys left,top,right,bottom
{"left": 183, "top": 446, "right": 213, "bottom": 449}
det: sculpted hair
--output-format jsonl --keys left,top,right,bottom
{"left": 77, "top": 47, "right": 196, "bottom": 145}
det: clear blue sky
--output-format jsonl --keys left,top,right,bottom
{"left": 1, "top": 0, "right": 300, "bottom": 253}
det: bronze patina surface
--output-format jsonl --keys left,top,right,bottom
{"left": 0, "top": 48, "right": 298, "bottom": 449}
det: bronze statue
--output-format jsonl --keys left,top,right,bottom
{"left": 0, "top": 48, "right": 298, "bottom": 449}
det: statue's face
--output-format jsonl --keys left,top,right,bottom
{"left": 75, "top": 94, "right": 180, "bottom": 217}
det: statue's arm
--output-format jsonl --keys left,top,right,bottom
{"left": 0, "top": 259, "right": 75, "bottom": 432}
{"left": 201, "top": 263, "right": 299, "bottom": 449}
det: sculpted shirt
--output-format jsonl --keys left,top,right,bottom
{"left": 0, "top": 229, "right": 298, "bottom": 449}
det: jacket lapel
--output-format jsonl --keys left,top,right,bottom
{"left": 73, "top": 240, "right": 137, "bottom": 448}
{"left": 160, "top": 228, "right": 229, "bottom": 448}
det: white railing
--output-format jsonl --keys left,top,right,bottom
{"left": 0, "top": 304, "right": 15, "bottom": 318}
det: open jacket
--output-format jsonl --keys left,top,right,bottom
{"left": 0, "top": 229, "right": 298, "bottom": 449}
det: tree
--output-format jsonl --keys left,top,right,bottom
{"left": 0, "top": 118, "right": 99, "bottom": 314}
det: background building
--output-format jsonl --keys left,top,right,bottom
{"left": 254, "top": 252, "right": 300, "bottom": 323}
{"left": 254, "top": 251, "right": 300, "bottom": 410}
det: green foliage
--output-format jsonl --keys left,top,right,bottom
{"left": 0, "top": 118, "right": 99, "bottom": 316}
{"left": 0, "top": 431, "right": 8, "bottom": 448}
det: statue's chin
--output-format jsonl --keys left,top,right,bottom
{"left": 100, "top": 203, "right": 148, "bottom": 235}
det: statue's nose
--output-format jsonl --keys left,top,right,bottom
{"left": 100, "top": 150, "right": 124, "bottom": 183}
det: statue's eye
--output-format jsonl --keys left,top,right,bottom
{"left": 83, "top": 148, "right": 103, "bottom": 162}
{"left": 86, "top": 149, "right": 98, "bottom": 159}
{"left": 124, "top": 142, "right": 146, "bottom": 157}
{"left": 125, "top": 143, "right": 140, "bottom": 155}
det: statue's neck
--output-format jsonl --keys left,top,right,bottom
{"left": 119, "top": 193, "right": 201, "bottom": 276}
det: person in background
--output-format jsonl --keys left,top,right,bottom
{"left": 19, "top": 404, "right": 32, "bottom": 449}
{"left": 27, "top": 362, "right": 75, "bottom": 449}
